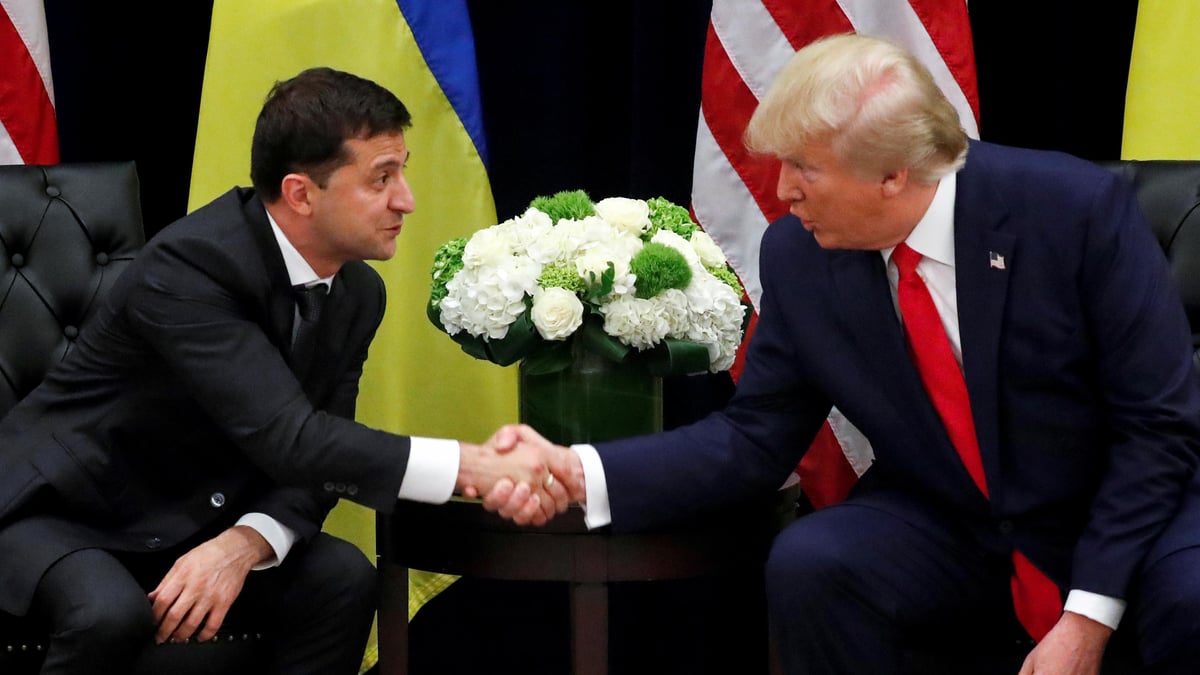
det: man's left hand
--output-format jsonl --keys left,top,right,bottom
{"left": 1018, "top": 611, "right": 1113, "bottom": 675}
{"left": 147, "top": 525, "right": 274, "bottom": 644}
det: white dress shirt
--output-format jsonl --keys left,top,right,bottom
{"left": 572, "top": 174, "right": 1124, "bottom": 630}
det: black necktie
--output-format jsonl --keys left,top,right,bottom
{"left": 291, "top": 283, "right": 328, "bottom": 373}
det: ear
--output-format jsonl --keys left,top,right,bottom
{"left": 880, "top": 167, "right": 909, "bottom": 198}
{"left": 279, "top": 173, "right": 315, "bottom": 216}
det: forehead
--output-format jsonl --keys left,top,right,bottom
{"left": 344, "top": 132, "right": 408, "bottom": 166}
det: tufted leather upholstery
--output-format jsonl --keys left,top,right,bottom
{"left": 0, "top": 162, "right": 265, "bottom": 674}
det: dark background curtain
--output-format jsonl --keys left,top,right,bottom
{"left": 40, "top": 0, "right": 1141, "bottom": 672}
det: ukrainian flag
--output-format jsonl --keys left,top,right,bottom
{"left": 189, "top": 1, "right": 516, "bottom": 670}
{"left": 1122, "top": 0, "right": 1200, "bottom": 159}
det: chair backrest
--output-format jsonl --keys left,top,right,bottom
{"left": 0, "top": 161, "right": 144, "bottom": 417}
{"left": 1098, "top": 160, "right": 1200, "bottom": 370}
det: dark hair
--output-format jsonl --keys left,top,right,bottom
{"left": 250, "top": 67, "right": 412, "bottom": 201}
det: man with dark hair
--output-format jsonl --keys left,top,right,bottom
{"left": 0, "top": 66, "right": 565, "bottom": 674}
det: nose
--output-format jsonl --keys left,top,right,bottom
{"left": 776, "top": 162, "right": 805, "bottom": 203}
{"left": 391, "top": 175, "right": 416, "bottom": 214}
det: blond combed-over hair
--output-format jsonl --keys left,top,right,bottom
{"left": 744, "top": 32, "right": 968, "bottom": 184}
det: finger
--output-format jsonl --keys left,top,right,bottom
{"left": 513, "top": 492, "right": 544, "bottom": 526}
{"left": 169, "top": 602, "right": 210, "bottom": 644}
{"left": 482, "top": 478, "right": 516, "bottom": 512}
{"left": 197, "top": 603, "right": 229, "bottom": 643}
{"left": 462, "top": 484, "right": 479, "bottom": 499}
{"left": 497, "top": 482, "right": 532, "bottom": 520}
{"left": 490, "top": 425, "right": 520, "bottom": 453}
{"left": 544, "top": 477, "right": 571, "bottom": 513}
{"left": 150, "top": 578, "right": 183, "bottom": 626}
{"left": 515, "top": 424, "right": 552, "bottom": 446}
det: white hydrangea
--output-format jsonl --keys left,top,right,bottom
{"left": 601, "top": 295, "right": 672, "bottom": 350}
{"left": 575, "top": 244, "right": 637, "bottom": 298}
{"left": 439, "top": 255, "right": 542, "bottom": 339}
{"left": 676, "top": 271, "right": 747, "bottom": 372}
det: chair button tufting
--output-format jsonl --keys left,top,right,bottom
{"left": 209, "top": 492, "right": 225, "bottom": 508}
{"left": 95, "top": 252, "right": 110, "bottom": 265}
{"left": 45, "top": 185, "right": 60, "bottom": 197}
{"left": 10, "top": 253, "right": 24, "bottom": 267}
{"left": 63, "top": 326, "right": 79, "bottom": 339}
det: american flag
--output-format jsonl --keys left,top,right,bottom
{"left": 0, "top": 0, "right": 57, "bottom": 165}
{"left": 691, "top": 0, "right": 980, "bottom": 508}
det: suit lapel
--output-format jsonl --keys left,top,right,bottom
{"left": 241, "top": 193, "right": 297, "bottom": 354}
{"left": 830, "top": 250, "right": 943, "bottom": 438}
{"left": 954, "top": 153, "right": 1016, "bottom": 488}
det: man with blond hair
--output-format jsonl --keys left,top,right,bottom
{"left": 491, "top": 33, "right": 1200, "bottom": 674}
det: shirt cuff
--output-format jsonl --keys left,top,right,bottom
{"left": 571, "top": 444, "right": 611, "bottom": 530}
{"left": 236, "top": 513, "right": 297, "bottom": 571}
{"left": 397, "top": 436, "right": 459, "bottom": 504}
{"left": 1063, "top": 589, "right": 1126, "bottom": 630}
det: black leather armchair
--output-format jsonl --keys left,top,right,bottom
{"left": 0, "top": 162, "right": 265, "bottom": 674}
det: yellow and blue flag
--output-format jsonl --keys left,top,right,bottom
{"left": 190, "top": 0, "right": 516, "bottom": 670}
{"left": 1122, "top": 0, "right": 1200, "bottom": 159}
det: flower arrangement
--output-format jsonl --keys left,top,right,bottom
{"left": 427, "top": 190, "right": 749, "bottom": 377}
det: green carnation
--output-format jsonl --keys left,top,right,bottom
{"left": 630, "top": 242, "right": 692, "bottom": 299}
{"left": 538, "top": 264, "right": 587, "bottom": 295}
{"left": 429, "top": 237, "right": 467, "bottom": 307}
{"left": 528, "top": 189, "right": 595, "bottom": 222}
{"left": 645, "top": 196, "right": 698, "bottom": 240}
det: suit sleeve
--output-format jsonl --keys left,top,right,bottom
{"left": 123, "top": 239, "right": 411, "bottom": 516}
{"left": 1070, "top": 173, "right": 1200, "bottom": 597}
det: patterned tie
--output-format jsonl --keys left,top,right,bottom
{"left": 291, "top": 283, "right": 328, "bottom": 374}
{"left": 892, "top": 242, "right": 1062, "bottom": 642}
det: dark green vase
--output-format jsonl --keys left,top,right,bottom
{"left": 518, "top": 340, "right": 663, "bottom": 446}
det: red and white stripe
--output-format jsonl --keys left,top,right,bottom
{"left": 693, "top": 0, "right": 979, "bottom": 507}
{"left": 0, "top": 0, "right": 57, "bottom": 165}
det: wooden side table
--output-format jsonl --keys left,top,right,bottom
{"left": 376, "top": 485, "right": 799, "bottom": 675}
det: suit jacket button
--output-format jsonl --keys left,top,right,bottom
{"left": 335, "top": 483, "right": 347, "bottom": 493}
{"left": 323, "top": 482, "right": 335, "bottom": 492}
{"left": 209, "top": 492, "right": 226, "bottom": 508}
{"left": 346, "top": 484, "right": 358, "bottom": 496}
{"left": 146, "top": 536, "right": 162, "bottom": 550}
{"left": 998, "top": 520, "right": 1014, "bottom": 535}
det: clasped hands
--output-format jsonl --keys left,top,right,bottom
{"left": 457, "top": 424, "right": 584, "bottom": 526}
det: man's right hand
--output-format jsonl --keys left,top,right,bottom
{"left": 456, "top": 424, "right": 577, "bottom": 525}
{"left": 478, "top": 424, "right": 586, "bottom": 525}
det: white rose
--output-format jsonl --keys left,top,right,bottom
{"left": 595, "top": 197, "right": 651, "bottom": 237}
{"left": 462, "top": 226, "right": 514, "bottom": 268}
{"left": 689, "top": 230, "right": 727, "bottom": 267}
{"left": 531, "top": 287, "right": 584, "bottom": 340}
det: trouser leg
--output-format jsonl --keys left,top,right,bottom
{"left": 765, "top": 498, "right": 1012, "bottom": 675}
{"left": 32, "top": 548, "right": 156, "bottom": 675}
{"left": 239, "top": 532, "right": 378, "bottom": 675}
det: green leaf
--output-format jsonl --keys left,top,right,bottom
{"left": 578, "top": 316, "right": 631, "bottom": 364}
{"left": 520, "top": 341, "right": 574, "bottom": 376}
{"left": 482, "top": 312, "right": 540, "bottom": 366}
{"left": 644, "top": 338, "right": 712, "bottom": 376}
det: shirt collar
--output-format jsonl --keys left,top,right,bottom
{"left": 882, "top": 172, "right": 957, "bottom": 268}
{"left": 265, "top": 207, "right": 333, "bottom": 289}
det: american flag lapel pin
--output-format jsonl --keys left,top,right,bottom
{"left": 988, "top": 251, "right": 1006, "bottom": 270}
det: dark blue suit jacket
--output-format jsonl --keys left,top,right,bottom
{"left": 0, "top": 188, "right": 412, "bottom": 615}
{"left": 596, "top": 141, "right": 1200, "bottom": 601}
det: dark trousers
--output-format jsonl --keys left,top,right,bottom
{"left": 29, "top": 532, "right": 376, "bottom": 675}
{"left": 764, "top": 488, "right": 1200, "bottom": 675}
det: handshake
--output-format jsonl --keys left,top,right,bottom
{"left": 456, "top": 424, "right": 585, "bottom": 526}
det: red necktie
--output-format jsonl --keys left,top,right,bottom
{"left": 892, "top": 242, "right": 1062, "bottom": 642}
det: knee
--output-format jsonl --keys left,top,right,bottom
{"left": 307, "top": 535, "right": 378, "bottom": 608}
{"left": 764, "top": 520, "right": 850, "bottom": 608}
{"left": 1134, "top": 551, "right": 1200, "bottom": 667}
{"left": 57, "top": 589, "right": 154, "bottom": 654}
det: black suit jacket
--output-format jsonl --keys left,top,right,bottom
{"left": 596, "top": 142, "right": 1200, "bottom": 602}
{"left": 0, "top": 187, "right": 411, "bottom": 614}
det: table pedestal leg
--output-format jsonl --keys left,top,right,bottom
{"left": 378, "top": 565, "right": 409, "bottom": 675}
{"left": 570, "top": 582, "right": 608, "bottom": 675}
